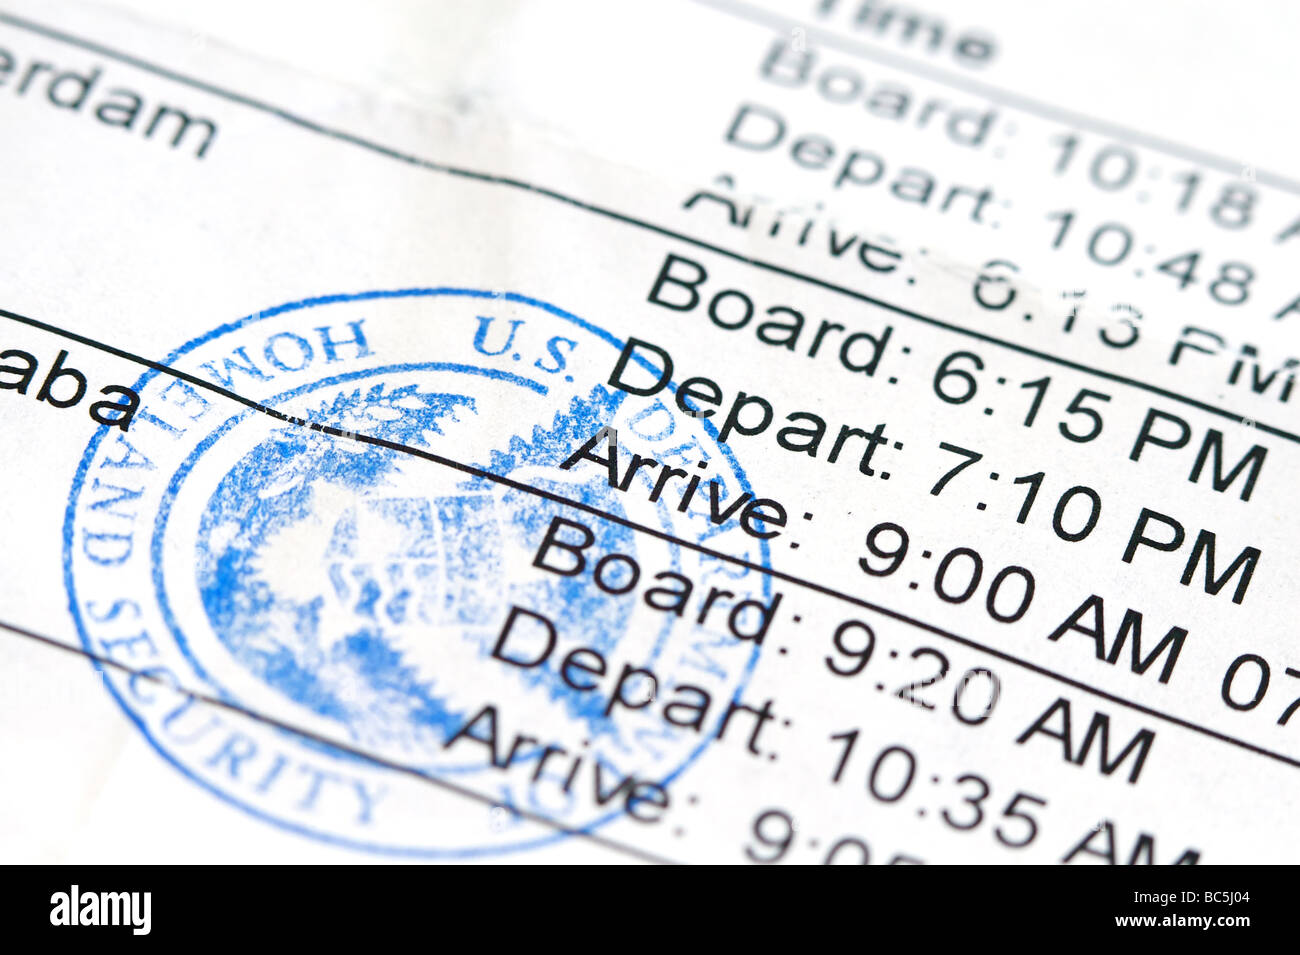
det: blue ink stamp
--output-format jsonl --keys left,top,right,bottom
{"left": 64, "top": 289, "right": 772, "bottom": 857}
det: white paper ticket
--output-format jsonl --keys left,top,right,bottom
{"left": 0, "top": 0, "right": 1297, "bottom": 871}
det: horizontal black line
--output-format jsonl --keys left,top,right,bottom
{"left": 4, "top": 302, "right": 1298, "bottom": 776}
{"left": 696, "top": 0, "right": 1300, "bottom": 196}
{"left": 0, "top": 616, "right": 679, "bottom": 865}
{"left": 0, "top": 9, "right": 1292, "bottom": 445}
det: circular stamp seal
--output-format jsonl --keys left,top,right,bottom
{"left": 64, "top": 288, "right": 773, "bottom": 857}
